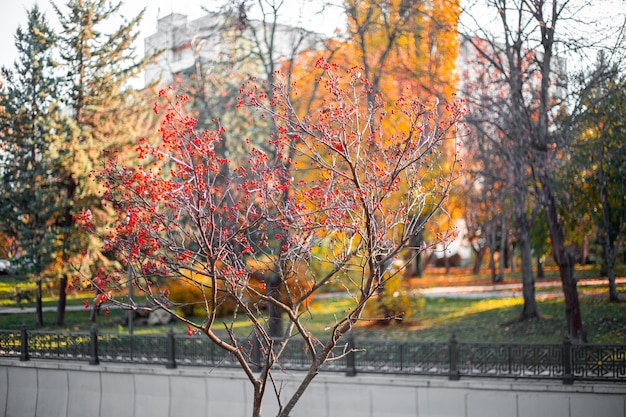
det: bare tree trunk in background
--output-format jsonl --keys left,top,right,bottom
{"left": 602, "top": 235, "right": 619, "bottom": 302}
{"left": 539, "top": 173, "right": 585, "bottom": 341}
{"left": 514, "top": 176, "right": 538, "bottom": 319}
{"left": 518, "top": 228, "right": 538, "bottom": 319}
{"left": 536, "top": 254, "right": 545, "bottom": 279}
{"left": 508, "top": 232, "right": 515, "bottom": 273}
{"left": 488, "top": 204, "right": 498, "bottom": 282}
{"left": 55, "top": 275, "right": 67, "bottom": 325}
{"left": 496, "top": 211, "right": 506, "bottom": 282}
{"left": 265, "top": 272, "right": 283, "bottom": 338}
{"left": 472, "top": 246, "right": 485, "bottom": 274}
{"left": 35, "top": 279, "right": 43, "bottom": 326}
{"left": 410, "top": 226, "right": 426, "bottom": 277}
{"left": 580, "top": 236, "right": 589, "bottom": 266}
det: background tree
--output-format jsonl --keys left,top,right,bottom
{"left": 77, "top": 62, "right": 465, "bottom": 417}
{"left": 340, "top": 0, "right": 461, "bottom": 278}
{"left": 567, "top": 72, "right": 626, "bottom": 301}
{"left": 0, "top": 6, "right": 66, "bottom": 326}
{"left": 458, "top": 33, "right": 540, "bottom": 317}
{"left": 51, "top": 0, "right": 155, "bottom": 324}
{"left": 342, "top": 0, "right": 459, "bottom": 101}
{"left": 460, "top": 0, "right": 625, "bottom": 339}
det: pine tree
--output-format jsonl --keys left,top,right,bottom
{"left": 50, "top": 0, "right": 153, "bottom": 324}
{"left": 0, "top": 6, "right": 66, "bottom": 326}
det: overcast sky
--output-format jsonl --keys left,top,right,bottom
{"left": 2, "top": 0, "right": 624, "bottom": 72}
{"left": 1, "top": 0, "right": 345, "bottom": 70}
{"left": 1, "top": 1, "right": 205, "bottom": 69}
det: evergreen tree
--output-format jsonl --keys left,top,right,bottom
{"left": 50, "top": 0, "right": 153, "bottom": 323}
{"left": 0, "top": 6, "right": 66, "bottom": 326}
{"left": 568, "top": 73, "right": 626, "bottom": 301}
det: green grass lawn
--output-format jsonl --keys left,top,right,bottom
{"left": 357, "top": 295, "right": 626, "bottom": 344}
{"left": 1, "top": 267, "right": 624, "bottom": 344}
{"left": 2, "top": 291, "right": 624, "bottom": 344}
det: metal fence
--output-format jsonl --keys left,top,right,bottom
{"left": 1, "top": 327, "right": 624, "bottom": 384}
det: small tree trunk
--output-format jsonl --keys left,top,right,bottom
{"left": 90, "top": 285, "right": 103, "bottom": 323}
{"left": 607, "top": 265, "right": 619, "bottom": 302}
{"left": 519, "top": 230, "right": 538, "bottom": 319}
{"left": 35, "top": 279, "right": 44, "bottom": 326}
{"left": 422, "top": 251, "right": 434, "bottom": 273}
{"left": 560, "top": 253, "right": 585, "bottom": 340}
{"left": 514, "top": 185, "right": 538, "bottom": 320}
{"left": 266, "top": 273, "right": 283, "bottom": 338}
{"left": 55, "top": 275, "right": 68, "bottom": 326}
{"left": 472, "top": 246, "right": 485, "bottom": 275}
{"left": 603, "top": 239, "right": 619, "bottom": 302}
{"left": 414, "top": 251, "right": 423, "bottom": 277}
{"left": 540, "top": 175, "right": 585, "bottom": 341}
{"left": 536, "top": 255, "right": 545, "bottom": 279}
{"left": 409, "top": 229, "right": 425, "bottom": 277}
{"left": 508, "top": 233, "right": 515, "bottom": 273}
{"left": 580, "top": 235, "right": 589, "bottom": 266}
{"left": 252, "top": 381, "right": 265, "bottom": 417}
{"left": 495, "top": 214, "right": 506, "bottom": 283}
{"left": 488, "top": 206, "right": 498, "bottom": 282}
{"left": 489, "top": 248, "right": 496, "bottom": 282}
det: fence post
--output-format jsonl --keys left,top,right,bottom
{"left": 562, "top": 335, "right": 573, "bottom": 385}
{"left": 346, "top": 331, "right": 357, "bottom": 377}
{"left": 89, "top": 324, "right": 99, "bottom": 365}
{"left": 448, "top": 332, "right": 460, "bottom": 381}
{"left": 166, "top": 327, "right": 176, "bottom": 369}
{"left": 20, "top": 324, "right": 29, "bottom": 362}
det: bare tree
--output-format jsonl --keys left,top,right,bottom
{"left": 460, "top": 0, "right": 625, "bottom": 339}
{"left": 77, "top": 62, "right": 465, "bottom": 417}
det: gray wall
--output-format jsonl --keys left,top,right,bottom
{"left": 1, "top": 359, "right": 625, "bottom": 417}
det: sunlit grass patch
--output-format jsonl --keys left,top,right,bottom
{"left": 425, "top": 297, "right": 524, "bottom": 325}
{"left": 2, "top": 277, "right": 625, "bottom": 344}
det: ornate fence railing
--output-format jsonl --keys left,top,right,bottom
{"left": 1, "top": 327, "right": 624, "bottom": 383}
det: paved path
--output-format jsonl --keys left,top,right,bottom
{"left": 0, "top": 304, "right": 89, "bottom": 315}
{"left": 414, "top": 278, "right": 626, "bottom": 299}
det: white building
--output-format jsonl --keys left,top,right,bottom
{"left": 144, "top": 11, "right": 327, "bottom": 87}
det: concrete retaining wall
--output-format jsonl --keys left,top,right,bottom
{"left": 1, "top": 358, "right": 624, "bottom": 417}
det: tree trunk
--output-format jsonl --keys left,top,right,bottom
{"left": 508, "top": 233, "right": 515, "bottom": 273}
{"left": 35, "top": 279, "right": 43, "bottom": 326}
{"left": 90, "top": 285, "right": 103, "bottom": 323}
{"left": 472, "top": 246, "right": 485, "bottom": 275}
{"left": 414, "top": 251, "right": 423, "bottom": 277}
{"left": 266, "top": 273, "right": 283, "bottom": 338}
{"left": 489, "top": 248, "right": 496, "bottom": 282}
{"left": 488, "top": 204, "right": 498, "bottom": 282}
{"left": 252, "top": 380, "right": 265, "bottom": 417}
{"left": 602, "top": 238, "right": 619, "bottom": 302}
{"left": 536, "top": 255, "right": 545, "bottom": 279}
{"left": 607, "top": 263, "right": 619, "bottom": 302}
{"left": 518, "top": 229, "right": 538, "bottom": 319}
{"left": 410, "top": 229, "right": 425, "bottom": 277}
{"left": 580, "top": 235, "right": 589, "bottom": 266}
{"left": 55, "top": 275, "right": 68, "bottom": 326}
{"left": 540, "top": 175, "right": 585, "bottom": 341}
{"left": 513, "top": 184, "right": 538, "bottom": 320}
{"left": 495, "top": 213, "right": 506, "bottom": 282}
